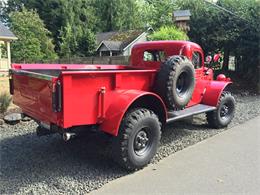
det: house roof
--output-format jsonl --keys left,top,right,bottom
{"left": 96, "top": 31, "right": 118, "bottom": 44}
{"left": 96, "top": 30, "right": 145, "bottom": 52}
{"left": 0, "top": 22, "right": 17, "bottom": 40}
{"left": 101, "top": 41, "right": 122, "bottom": 51}
{"left": 173, "top": 10, "right": 191, "bottom": 17}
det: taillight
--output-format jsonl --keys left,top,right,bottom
{"left": 52, "top": 81, "right": 62, "bottom": 112}
{"left": 9, "top": 71, "right": 14, "bottom": 95}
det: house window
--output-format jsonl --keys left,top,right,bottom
{"left": 192, "top": 51, "right": 202, "bottom": 69}
{"left": 143, "top": 50, "right": 166, "bottom": 62}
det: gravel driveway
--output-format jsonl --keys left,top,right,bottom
{"left": 1, "top": 94, "right": 260, "bottom": 194}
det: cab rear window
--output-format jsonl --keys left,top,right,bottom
{"left": 143, "top": 50, "right": 166, "bottom": 62}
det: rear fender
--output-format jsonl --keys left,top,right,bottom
{"left": 100, "top": 90, "right": 167, "bottom": 136}
{"left": 202, "top": 81, "right": 232, "bottom": 106}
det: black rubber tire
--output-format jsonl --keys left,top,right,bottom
{"left": 113, "top": 108, "right": 161, "bottom": 171}
{"left": 154, "top": 55, "right": 195, "bottom": 110}
{"left": 206, "top": 91, "right": 235, "bottom": 128}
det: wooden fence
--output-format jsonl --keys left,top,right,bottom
{"left": 46, "top": 55, "right": 130, "bottom": 65}
{"left": 0, "top": 56, "right": 130, "bottom": 74}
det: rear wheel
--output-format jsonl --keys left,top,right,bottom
{"left": 113, "top": 108, "right": 161, "bottom": 170}
{"left": 206, "top": 91, "right": 235, "bottom": 128}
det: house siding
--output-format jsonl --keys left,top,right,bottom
{"left": 123, "top": 33, "right": 147, "bottom": 56}
{"left": 99, "top": 44, "right": 109, "bottom": 52}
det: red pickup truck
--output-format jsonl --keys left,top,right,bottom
{"left": 10, "top": 41, "right": 235, "bottom": 170}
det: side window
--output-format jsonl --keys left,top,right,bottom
{"left": 143, "top": 50, "right": 166, "bottom": 62}
{"left": 192, "top": 51, "right": 202, "bottom": 69}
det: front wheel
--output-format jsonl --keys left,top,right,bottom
{"left": 206, "top": 91, "right": 235, "bottom": 128}
{"left": 113, "top": 108, "right": 161, "bottom": 171}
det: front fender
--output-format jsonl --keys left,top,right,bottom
{"left": 202, "top": 81, "right": 232, "bottom": 106}
{"left": 100, "top": 89, "right": 166, "bottom": 136}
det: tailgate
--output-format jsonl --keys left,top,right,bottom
{"left": 10, "top": 69, "right": 61, "bottom": 125}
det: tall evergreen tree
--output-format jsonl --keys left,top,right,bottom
{"left": 140, "top": 0, "right": 177, "bottom": 29}
{"left": 59, "top": 0, "right": 96, "bottom": 57}
{"left": 9, "top": 7, "right": 57, "bottom": 62}
{"left": 1, "top": 0, "right": 97, "bottom": 56}
{"left": 177, "top": 0, "right": 259, "bottom": 68}
{"left": 92, "top": 0, "right": 144, "bottom": 32}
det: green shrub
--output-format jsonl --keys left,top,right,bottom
{"left": 0, "top": 93, "right": 12, "bottom": 113}
{"left": 149, "top": 26, "right": 188, "bottom": 41}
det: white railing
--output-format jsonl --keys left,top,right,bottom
{"left": 0, "top": 58, "right": 9, "bottom": 72}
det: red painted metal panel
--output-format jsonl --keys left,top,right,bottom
{"left": 130, "top": 40, "right": 204, "bottom": 69}
{"left": 202, "top": 81, "right": 232, "bottom": 106}
{"left": 187, "top": 67, "right": 214, "bottom": 107}
{"left": 100, "top": 90, "right": 166, "bottom": 136}
{"left": 12, "top": 74, "right": 60, "bottom": 124}
{"left": 60, "top": 70, "right": 157, "bottom": 128}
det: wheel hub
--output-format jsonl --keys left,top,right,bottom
{"left": 177, "top": 75, "right": 185, "bottom": 93}
{"left": 220, "top": 104, "right": 229, "bottom": 117}
{"left": 134, "top": 130, "right": 149, "bottom": 153}
{"left": 176, "top": 72, "right": 189, "bottom": 97}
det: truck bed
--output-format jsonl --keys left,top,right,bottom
{"left": 10, "top": 63, "right": 157, "bottom": 128}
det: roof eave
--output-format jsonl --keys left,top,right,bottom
{"left": 123, "top": 32, "right": 147, "bottom": 51}
{"left": 0, "top": 36, "right": 18, "bottom": 41}
{"left": 96, "top": 41, "right": 105, "bottom": 51}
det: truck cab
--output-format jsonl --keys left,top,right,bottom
{"left": 130, "top": 41, "right": 214, "bottom": 107}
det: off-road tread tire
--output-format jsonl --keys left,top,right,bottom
{"left": 154, "top": 55, "right": 195, "bottom": 110}
{"left": 113, "top": 108, "right": 161, "bottom": 171}
{"left": 206, "top": 91, "right": 235, "bottom": 128}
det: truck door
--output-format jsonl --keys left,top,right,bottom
{"left": 188, "top": 50, "right": 208, "bottom": 106}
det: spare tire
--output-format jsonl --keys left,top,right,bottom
{"left": 154, "top": 55, "right": 195, "bottom": 110}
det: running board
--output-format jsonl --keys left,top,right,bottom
{"left": 166, "top": 104, "right": 216, "bottom": 123}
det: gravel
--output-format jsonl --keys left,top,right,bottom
{"left": 1, "top": 94, "right": 260, "bottom": 194}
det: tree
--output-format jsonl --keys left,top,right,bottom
{"left": 39, "top": 0, "right": 98, "bottom": 55}
{"left": 92, "top": 0, "right": 145, "bottom": 32}
{"left": 140, "top": 0, "right": 177, "bottom": 29}
{"left": 1, "top": 0, "right": 149, "bottom": 57}
{"left": 59, "top": 23, "right": 96, "bottom": 57}
{"left": 0, "top": 1, "right": 6, "bottom": 23}
{"left": 1, "top": 0, "right": 98, "bottom": 56}
{"left": 149, "top": 26, "right": 188, "bottom": 41}
{"left": 177, "top": 0, "right": 259, "bottom": 67}
{"left": 58, "top": 0, "right": 96, "bottom": 57}
{"left": 9, "top": 7, "right": 57, "bottom": 62}
{"left": 177, "top": 0, "right": 260, "bottom": 91}
{"left": 216, "top": 0, "right": 260, "bottom": 70}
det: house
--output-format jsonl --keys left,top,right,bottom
{"left": 96, "top": 29, "right": 151, "bottom": 56}
{"left": 173, "top": 10, "right": 191, "bottom": 32}
{"left": 0, "top": 22, "right": 17, "bottom": 72}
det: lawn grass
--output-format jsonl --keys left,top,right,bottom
{"left": 0, "top": 76, "right": 18, "bottom": 112}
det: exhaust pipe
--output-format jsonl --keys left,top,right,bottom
{"left": 63, "top": 132, "right": 76, "bottom": 142}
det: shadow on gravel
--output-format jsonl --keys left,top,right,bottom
{"left": 0, "top": 119, "right": 217, "bottom": 194}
